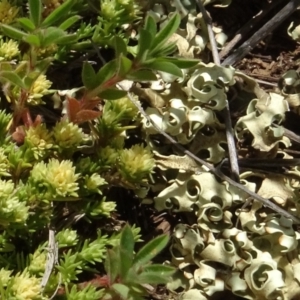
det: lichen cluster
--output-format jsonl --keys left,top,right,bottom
{"left": 145, "top": 65, "right": 300, "bottom": 299}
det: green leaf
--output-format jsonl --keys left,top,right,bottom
{"left": 41, "top": 0, "right": 75, "bottom": 27}
{"left": 132, "top": 235, "right": 169, "bottom": 269}
{"left": 55, "top": 33, "right": 79, "bottom": 45}
{"left": 138, "top": 272, "right": 169, "bottom": 285}
{"left": 41, "top": 27, "right": 66, "bottom": 47}
{"left": 113, "top": 35, "right": 127, "bottom": 57}
{"left": 24, "top": 77, "right": 35, "bottom": 89}
{"left": 23, "top": 34, "right": 41, "bottom": 47}
{"left": 135, "top": 29, "right": 153, "bottom": 63}
{"left": 29, "top": 0, "right": 42, "bottom": 27}
{"left": 117, "top": 55, "right": 132, "bottom": 77}
{"left": 0, "top": 71, "right": 26, "bottom": 89}
{"left": 112, "top": 283, "right": 130, "bottom": 299}
{"left": 119, "top": 224, "right": 135, "bottom": 280}
{"left": 162, "top": 57, "right": 199, "bottom": 69}
{"left": 95, "top": 59, "right": 117, "bottom": 87}
{"left": 17, "top": 18, "right": 35, "bottom": 31}
{"left": 98, "top": 89, "right": 127, "bottom": 100}
{"left": 35, "top": 57, "right": 53, "bottom": 73}
{"left": 1, "top": 24, "right": 28, "bottom": 40}
{"left": 82, "top": 62, "right": 97, "bottom": 90}
{"left": 138, "top": 264, "right": 175, "bottom": 284}
{"left": 59, "top": 15, "right": 81, "bottom": 30}
{"left": 149, "top": 13, "right": 180, "bottom": 55}
{"left": 126, "top": 69, "right": 157, "bottom": 81}
{"left": 150, "top": 42, "right": 177, "bottom": 57}
{"left": 104, "top": 248, "right": 120, "bottom": 285}
{"left": 144, "top": 60, "right": 183, "bottom": 77}
{"left": 0, "top": 62, "right": 12, "bottom": 71}
{"left": 127, "top": 282, "right": 146, "bottom": 295}
{"left": 144, "top": 15, "right": 157, "bottom": 37}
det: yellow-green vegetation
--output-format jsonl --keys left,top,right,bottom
{"left": 0, "top": 0, "right": 300, "bottom": 300}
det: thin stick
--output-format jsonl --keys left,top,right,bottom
{"left": 252, "top": 78, "right": 277, "bottom": 87}
{"left": 219, "top": 0, "right": 285, "bottom": 60}
{"left": 222, "top": 0, "right": 300, "bottom": 66}
{"left": 117, "top": 81, "right": 300, "bottom": 224}
{"left": 196, "top": 0, "right": 240, "bottom": 181}
{"left": 41, "top": 228, "right": 58, "bottom": 289}
{"left": 196, "top": 1, "right": 220, "bottom": 65}
{"left": 283, "top": 126, "right": 300, "bottom": 145}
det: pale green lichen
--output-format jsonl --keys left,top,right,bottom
{"left": 244, "top": 252, "right": 285, "bottom": 300}
{"left": 142, "top": 98, "right": 222, "bottom": 145}
{"left": 235, "top": 93, "right": 290, "bottom": 151}
{"left": 154, "top": 172, "right": 233, "bottom": 213}
{"left": 288, "top": 21, "right": 300, "bottom": 43}
{"left": 186, "top": 62, "right": 235, "bottom": 110}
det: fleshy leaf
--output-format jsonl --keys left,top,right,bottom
{"left": 163, "top": 57, "right": 199, "bottom": 69}
{"left": 82, "top": 62, "right": 97, "bottom": 90}
{"left": 149, "top": 13, "right": 181, "bottom": 55}
{"left": 23, "top": 34, "right": 41, "bottom": 47}
{"left": 119, "top": 224, "right": 135, "bottom": 280}
{"left": 144, "top": 15, "right": 157, "bottom": 37}
{"left": 138, "top": 264, "right": 175, "bottom": 284}
{"left": 98, "top": 89, "right": 127, "bottom": 100}
{"left": 95, "top": 59, "right": 117, "bottom": 87}
{"left": 144, "top": 60, "right": 183, "bottom": 77}
{"left": 116, "top": 55, "right": 132, "bottom": 77}
{"left": 55, "top": 33, "right": 79, "bottom": 45}
{"left": 112, "top": 283, "right": 130, "bottom": 299}
{"left": 59, "top": 15, "right": 81, "bottom": 30}
{"left": 127, "top": 69, "right": 157, "bottom": 81}
{"left": 42, "top": 27, "right": 66, "bottom": 46}
{"left": 132, "top": 234, "right": 169, "bottom": 269}
{"left": 41, "top": 0, "right": 75, "bottom": 27}
{"left": 17, "top": 17, "right": 35, "bottom": 31}
{"left": 1, "top": 24, "right": 28, "bottom": 40}
{"left": 29, "top": 0, "right": 42, "bottom": 27}
{"left": 113, "top": 35, "right": 127, "bottom": 57}
{"left": 135, "top": 29, "right": 153, "bottom": 63}
{"left": 0, "top": 71, "right": 26, "bottom": 88}
{"left": 105, "top": 247, "right": 120, "bottom": 285}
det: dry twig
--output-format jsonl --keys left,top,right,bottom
{"left": 221, "top": 0, "right": 300, "bottom": 66}
{"left": 41, "top": 228, "right": 61, "bottom": 299}
{"left": 219, "top": 0, "right": 285, "bottom": 60}
{"left": 196, "top": 0, "right": 240, "bottom": 181}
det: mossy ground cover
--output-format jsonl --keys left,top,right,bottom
{"left": 0, "top": 0, "right": 300, "bottom": 299}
